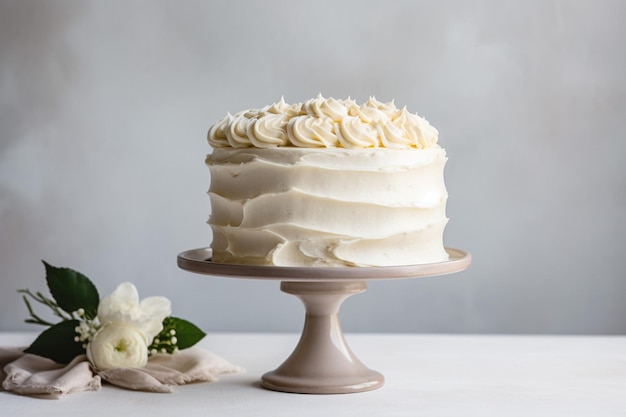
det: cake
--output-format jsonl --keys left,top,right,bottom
{"left": 206, "top": 95, "right": 449, "bottom": 267}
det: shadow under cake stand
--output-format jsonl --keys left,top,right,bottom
{"left": 177, "top": 247, "right": 471, "bottom": 394}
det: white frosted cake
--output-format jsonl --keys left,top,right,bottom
{"left": 206, "top": 95, "right": 449, "bottom": 267}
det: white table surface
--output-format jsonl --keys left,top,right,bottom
{"left": 2, "top": 332, "right": 625, "bottom": 416}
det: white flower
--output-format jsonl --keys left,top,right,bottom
{"left": 97, "top": 282, "right": 171, "bottom": 344}
{"left": 87, "top": 324, "right": 149, "bottom": 369}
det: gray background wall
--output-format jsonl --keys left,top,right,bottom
{"left": 1, "top": 0, "right": 624, "bottom": 334}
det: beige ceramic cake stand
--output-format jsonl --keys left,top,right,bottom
{"left": 177, "top": 247, "right": 471, "bottom": 394}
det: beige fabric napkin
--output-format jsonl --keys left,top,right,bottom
{"left": 1, "top": 346, "right": 243, "bottom": 398}
{"left": 97, "top": 347, "right": 244, "bottom": 393}
{"left": 1, "top": 348, "right": 100, "bottom": 399}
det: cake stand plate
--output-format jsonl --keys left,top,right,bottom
{"left": 177, "top": 247, "right": 471, "bottom": 394}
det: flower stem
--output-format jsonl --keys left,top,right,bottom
{"left": 18, "top": 289, "right": 74, "bottom": 326}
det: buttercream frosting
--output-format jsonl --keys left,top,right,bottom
{"left": 205, "top": 96, "right": 448, "bottom": 267}
{"left": 207, "top": 147, "right": 448, "bottom": 267}
{"left": 208, "top": 95, "right": 439, "bottom": 150}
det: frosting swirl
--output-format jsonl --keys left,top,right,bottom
{"left": 247, "top": 113, "right": 289, "bottom": 148}
{"left": 287, "top": 115, "right": 338, "bottom": 148}
{"left": 207, "top": 95, "right": 439, "bottom": 149}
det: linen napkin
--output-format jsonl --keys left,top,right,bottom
{"left": 1, "top": 348, "right": 100, "bottom": 399}
{"left": 96, "top": 347, "right": 243, "bottom": 393}
{"left": 1, "top": 346, "right": 242, "bottom": 398}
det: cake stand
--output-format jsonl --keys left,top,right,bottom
{"left": 177, "top": 247, "right": 471, "bottom": 394}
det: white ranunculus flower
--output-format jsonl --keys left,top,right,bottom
{"left": 97, "top": 282, "right": 172, "bottom": 344}
{"left": 87, "top": 324, "right": 149, "bottom": 370}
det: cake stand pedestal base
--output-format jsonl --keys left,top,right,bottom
{"left": 261, "top": 281, "right": 383, "bottom": 394}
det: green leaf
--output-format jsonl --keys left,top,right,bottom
{"left": 43, "top": 261, "right": 100, "bottom": 319}
{"left": 24, "top": 320, "right": 86, "bottom": 364}
{"left": 167, "top": 316, "right": 206, "bottom": 350}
